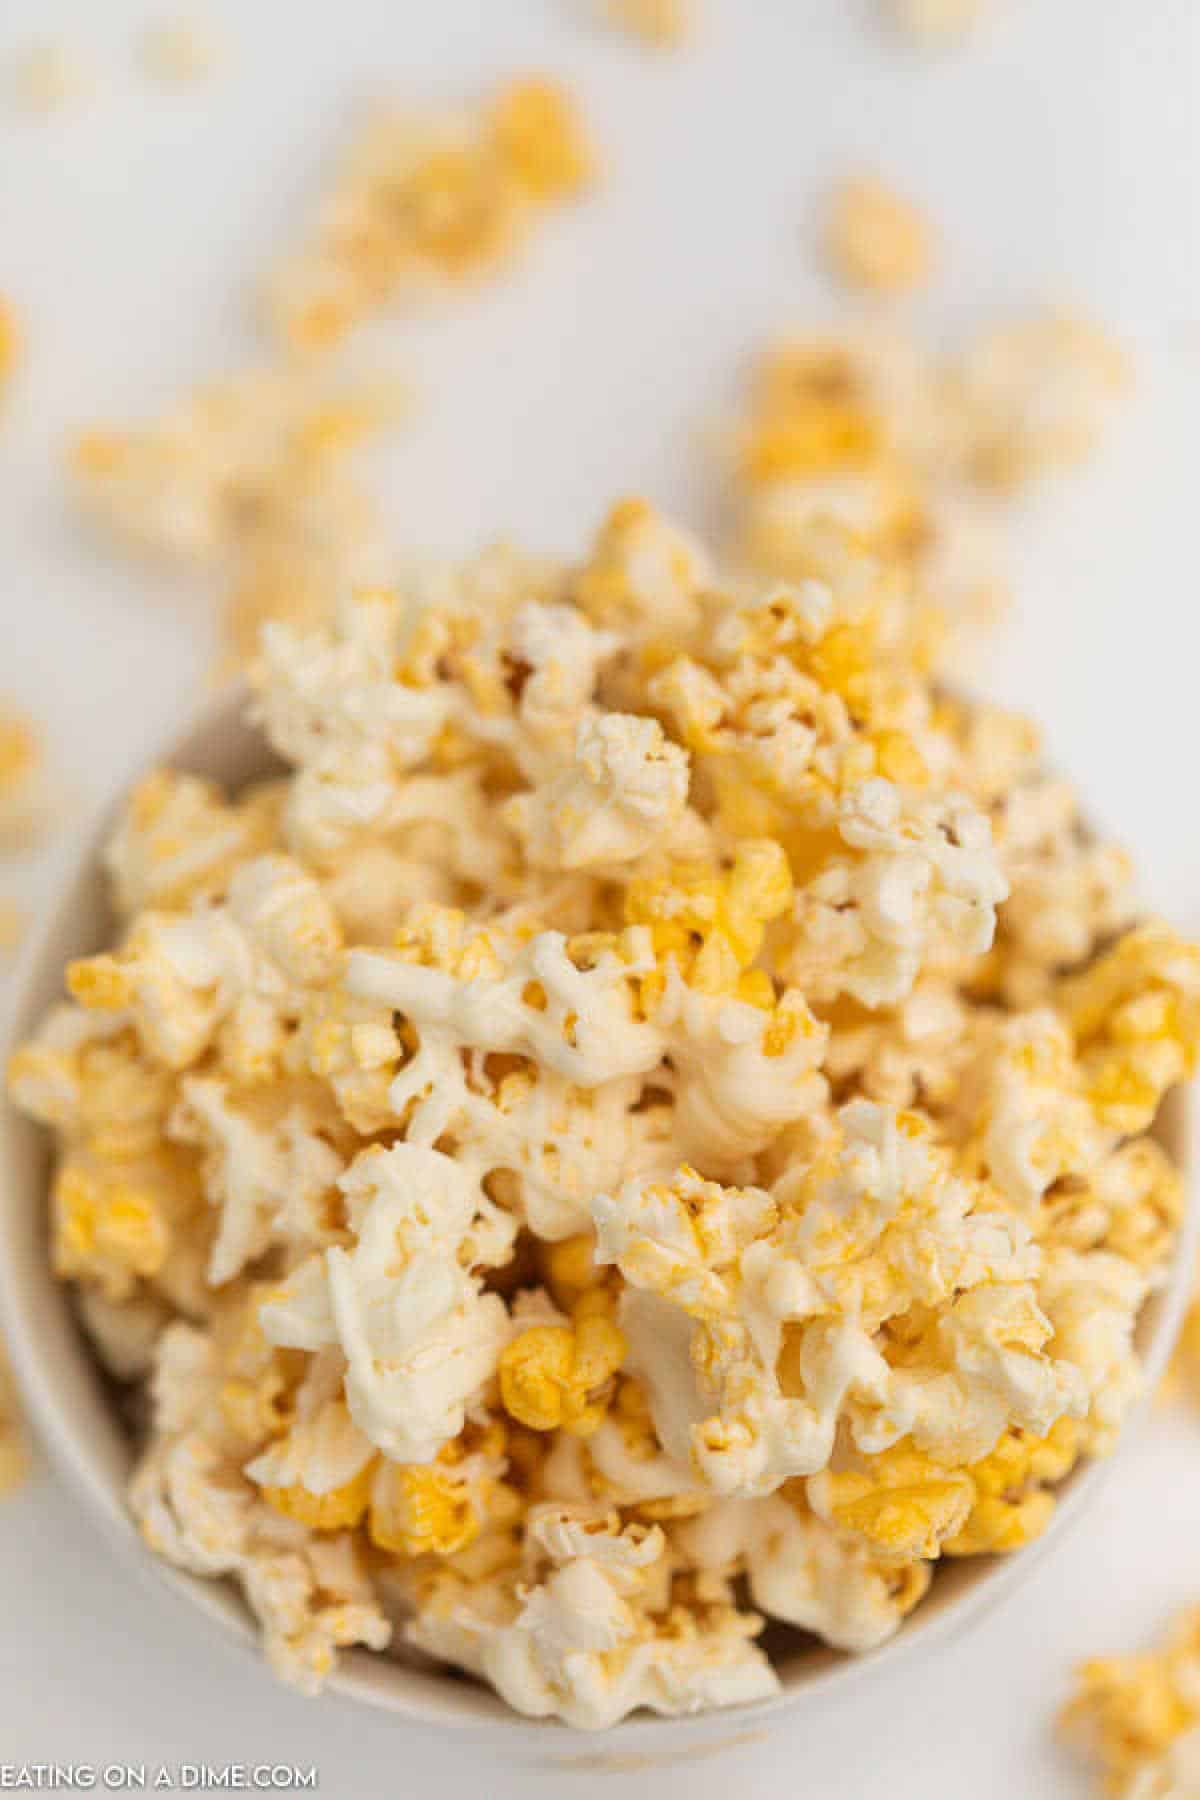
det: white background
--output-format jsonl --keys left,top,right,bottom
{"left": 2, "top": 1, "right": 1199, "bottom": 1793}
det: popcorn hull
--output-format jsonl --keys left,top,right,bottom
{"left": 1, "top": 682, "right": 1196, "bottom": 1758}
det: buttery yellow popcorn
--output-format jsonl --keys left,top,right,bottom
{"left": 825, "top": 176, "right": 936, "bottom": 296}
{"left": 0, "top": 297, "right": 19, "bottom": 400}
{"left": 1062, "top": 1607, "right": 1200, "bottom": 1798}
{"left": 70, "top": 368, "right": 402, "bottom": 668}
{"left": 10, "top": 506, "right": 1194, "bottom": 1720}
{"left": 0, "top": 701, "right": 52, "bottom": 848}
{"left": 728, "top": 312, "right": 1125, "bottom": 651}
{"left": 500, "top": 1290, "right": 626, "bottom": 1435}
{"left": 605, "top": 0, "right": 693, "bottom": 48}
{"left": 883, "top": 0, "right": 988, "bottom": 44}
{"left": 265, "top": 76, "right": 595, "bottom": 352}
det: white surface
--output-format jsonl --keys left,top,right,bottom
{"left": 1, "top": 0, "right": 1198, "bottom": 1793}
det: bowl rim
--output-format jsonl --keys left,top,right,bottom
{"left": 1, "top": 678, "right": 1196, "bottom": 1757}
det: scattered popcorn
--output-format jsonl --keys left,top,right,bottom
{"left": 604, "top": 0, "right": 693, "bottom": 49}
{"left": 69, "top": 367, "right": 405, "bottom": 669}
{"left": 824, "top": 176, "right": 936, "bottom": 297}
{"left": 9, "top": 43, "right": 95, "bottom": 114}
{"left": 139, "top": 16, "right": 224, "bottom": 84}
{"left": 883, "top": 0, "right": 989, "bottom": 44}
{"left": 728, "top": 312, "right": 1126, "bottom": 648}
{"left": 265, "top": 76, "right": 596, "bottom": 352}
{"left": 0, "top": 297, "right": 19, "bottom": 400}
{"left": 10, "top": 505, "right": 1194, "bottom": 1721}
{"left": 0, "top": 702, "right": 53, "bottom": 849}
{"left": 1062, "top": 1607, "right": 1200, "bottom": 1798}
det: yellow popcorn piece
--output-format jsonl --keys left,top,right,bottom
{"left": 0, "top": 297, "right": 19, "bottom": 398}
{"left": 944, "top": 1418, "right": 1079, "bottom": 1555}
{"left": 488, "top": 78, "right": 594, "bottom": 202}
{"left": 368, "top": 1464, "right": 479, "bottom": 1557}
{"left": 0, "top": 701, "right": 51, "bottom": 849}
{"left": 627, "top": 840, "right": 793, "bottom": 977}
{"left": 1062, "top": 1607, "right": 1200, "bottom": 1798}
{"left": 605, "top": 0, "right": 693, "bottom": 48}
{"left": 819, "top": 1443, "right": 974, "bottom": 1561}
{"left": 52, "top": 1148, "right": 191, "bottom": 1300}
{"left": 500, "top": 1292, "right": 626, "bottom": 1436}
{"left": 883, "top": 0, "right": 987, "bottom": 45}
{"left": 825, "top": 176, "right": 936, "bottom": 296}
{"left": 1060, "top": 923, "right": 1200, "bottom": 1135}
{"left": 9, "top": 43, "right": 95, "bottom": 114}
{"left": 262, "top": 1462, "right": 374, "bottom": 1533}
{"left": 139, "top": 16, "right": 224, "bottom": 84}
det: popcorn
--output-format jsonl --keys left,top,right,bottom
{"left": 506, "top": 713, "right": 690, "bottom": 871}
{"left": 500, "top": 1290, "right": 626, "bottom": 1435}
{"left": 1062, "top": 1607, "right": 1200, "bottom": 1798}
{"left": 783, "top": 779, "right": 1008, "bottom": 1008}
{"left": 265, "top": 77, "right": 595, "bottom": 352}
{"left": 139, "top": 16, "right": 224, "bottom": 83}
{"left": 0, "top": 702, "right": 53, "bottom": 849}
{"left": 728, "top": 312, "right": 1125, "bottom": 650}
{"left": 882, "top": 0, "right": 988, "bottom": 44}
{"left": 11, "top": 505, "right": 1194, "bottom": 1715}
{"left": 406, "top": 1505, "right": 777, "bottom": 1728}
{"left": 9, "top": 43, "right": 94, "bottom": 114}
{"left": 824, "top": 177, "right": 936, "bottom": 296}
{"left": 104, "top": 771, "right": 284, "bottom": 918}
{"left": 259, "top": 1144, "right": 514, "bottom": 1463}
{"left": 677, "top": 1494, "right": 931, "bottom": 1652}
{"left": 0, "top": 298, "right": 19, "bottom": 400}
{"left": 604, "top": 1101, "right": 1084, "bottom": 1498}
{"left": 604, "top": 0, "right": 693, "bottom": 48}
{"left": 70, "top": 368, "right": 402, "bottom": 667}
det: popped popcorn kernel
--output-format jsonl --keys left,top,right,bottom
{"left": 0, "top": 702, "right": 52, "bottom": 849}
{"left": 9, "top": 43, "right": 94, "bottom": 114}
{"left": 500, "top": 1294, "right": 626, "bottom": 1436}
{"left": 814, "top": 1442, "right": 974, "bottom": 1560}
{"left": 140, "top": 16, "right": 224, "bottom": 84}
{"left": 1062, "top": 1607, "right": 1200, "bottom": 1798}
{"left": 261, "top": 1464, "right": 373, "bottom": 1533}
{"left": 605, "top": 0, "right": 693, "bottom": 48}
{"left": 0, "top": 298, "right": 20, "bottom": 398}
{"left": 825, "top": 176, "right": 936, "bottom": 297}
{"left": 488, "top": 78, "right": 595, "bottom": 202}
{"left": 883, "top": 0, "right": 988, "bottom": 45}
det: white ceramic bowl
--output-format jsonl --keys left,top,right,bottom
{"left": 1, "top": 682, "right": 1196, "bottom": 1764}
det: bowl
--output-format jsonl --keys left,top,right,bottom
{"left": 1, "top": 681, "right": 1196, "bottom": 1764}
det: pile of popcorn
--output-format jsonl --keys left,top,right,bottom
{"left": 8, "top": 502, "right": 1198, "bottom": 1727}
